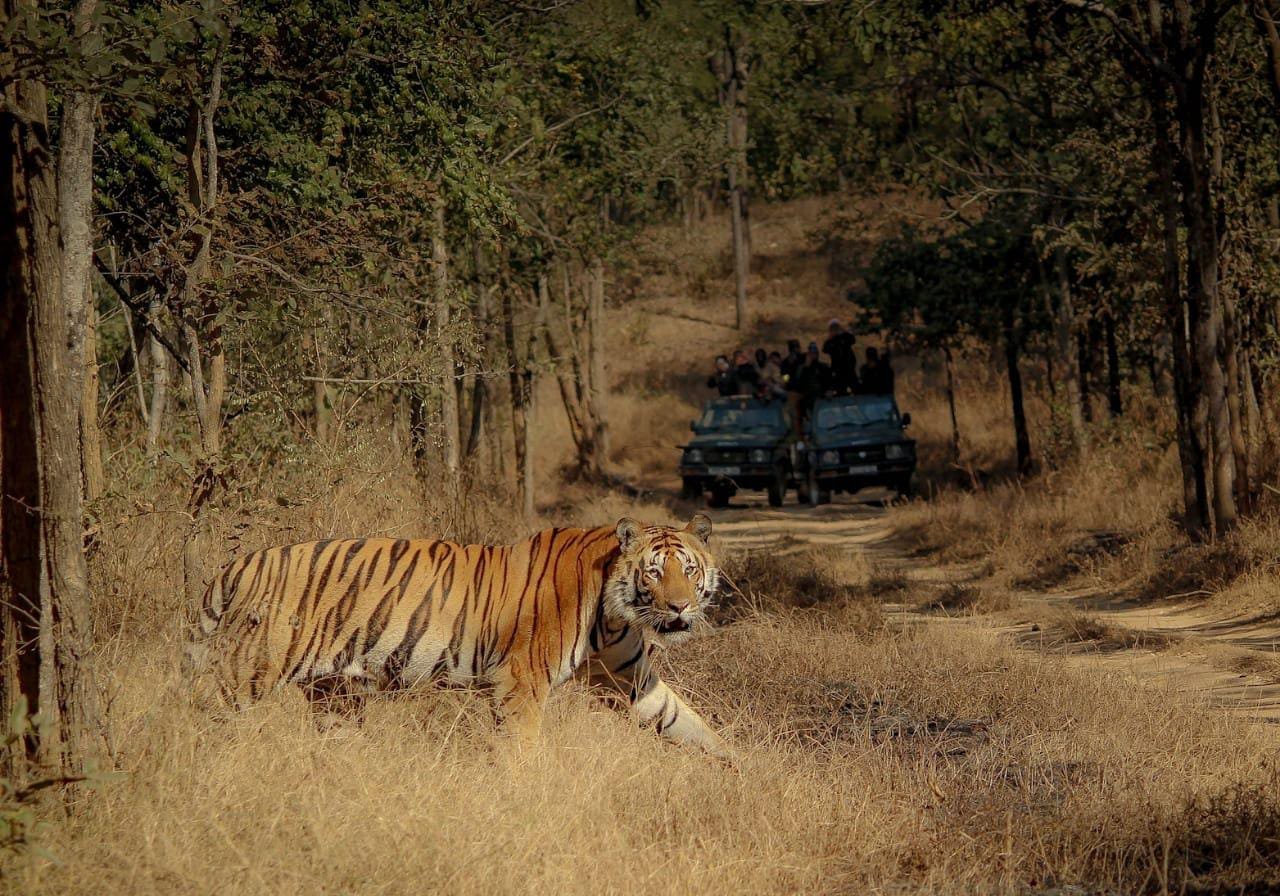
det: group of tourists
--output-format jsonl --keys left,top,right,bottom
{"left": 705, "top": 319, "right": 896, "bottom": 434}
{"left": 705, "top": 319, "right": 895, "bottom": 402}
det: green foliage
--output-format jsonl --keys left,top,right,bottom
{"left": 859, "top": 210, "right": 1042, "bottom": 350}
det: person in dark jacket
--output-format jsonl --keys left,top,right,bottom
{"left": 707, "top": 355, "right": 739, "bottom": 396}
{"left": 793, "top": 342, "right": 831, "bottom": 433}
{"left": 859, "top": 347, "right": 894, "bottom": 395}
{"left": 779, "top": 339, "right": 804, "bottom": 387}
{"left": 732, "top": 350, "right": 759, "bottom": 392}
{"left": 822, "top": 319, "right": 858, "bottom": 395}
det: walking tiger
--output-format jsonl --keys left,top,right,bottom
{"left": 188, "top": 515, "right": 729, "bottom": 756}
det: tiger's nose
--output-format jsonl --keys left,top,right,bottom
{"left": 668, "top": 600, "right": 690, "bottom": 615}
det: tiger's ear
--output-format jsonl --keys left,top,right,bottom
{"left": 684, "top": 513, "right": 713, "bottom": 544}
{"left": 616, "top": 518, "right": 642, "bottom": 552}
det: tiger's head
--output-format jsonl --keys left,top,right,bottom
{"left": 604, "top": 514, "right": 719, "bottom": 644}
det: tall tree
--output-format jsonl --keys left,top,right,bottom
{"left": 1, "top": 0, "right": 103, "bottom": 777}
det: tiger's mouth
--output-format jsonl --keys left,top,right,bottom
{"left": 655, "top": 617, "right": 691, "bottom": 634}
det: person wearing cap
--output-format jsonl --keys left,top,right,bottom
{"left": 822, "top": 319, "right": 858, "bottom": 395}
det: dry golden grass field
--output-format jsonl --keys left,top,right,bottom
{"left": 8, "top": 197, "right": 1280, "bottom": 895}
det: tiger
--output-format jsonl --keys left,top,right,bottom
{"left": 189, "top": 514, "right": 729, "bottom": 756}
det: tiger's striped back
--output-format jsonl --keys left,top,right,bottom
{"left": 196, "top": 528, "right": 618, "bottom": 703}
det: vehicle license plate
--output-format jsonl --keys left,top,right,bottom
{"left": 847, "top": 464, "right": 878, "bottom": 475}
{"left": 708, "top": 465, "right": 741, "bottom": 476}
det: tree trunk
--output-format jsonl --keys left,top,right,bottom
{"left": 0, "top": 69, "right": 48, "bottom": 779}
{"left": 1052, "top": 247, "right": 1088, "bottom": 453}
{"left": 716, "top": 26, "right": 750, "bottom": 329}
{"left": 433, "top": 197, "right": 460, "bottom": 477}
{"left": 1002, "top": 304, "right": 1032, "bottom": 476}
{"left": 943, "top": 343, "right": 961, "bottom": 465}
{"left": 1151, "top": 89, "right": 1209, "bottom": 537}
{"left": 586, "top": 256, "right": 609, "bottom": 466}
{"left": 1178, "top": 78, "right": 1237, "bottom": 534}
{"left": 0, "top": 6, "right": 104, "bottom": 773}
{"left": 465, "top": 279, "right": 490, "bottom": 462}
{"left": 1076, "top": 327, "right": 1094, "bottom": 425}
{"left": 302, "top": 319, "right": 333, "bottom": 444}
{"left": 1104, "top": 312, "right": 1122, "bottom": 418}
{"left": 1249, "top": 0, "right": 1280, "bottom": 112}
{"left": 80, "top": 293, "right": 105, "bottom": 500}
{"left": 179, "top": 48, "right": 228, "bottom": 612}
{"left": 145, "top": 296, "right": 170, "bottom": 463}
{"left": 57, "top": 27, "right": 103, "bottom": 502}
{"left": 501, "top": 282, "right": 539, "bottom": 521}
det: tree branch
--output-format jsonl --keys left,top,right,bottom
{"left": 93, "top": 261, "right": 192, "bottom": 375}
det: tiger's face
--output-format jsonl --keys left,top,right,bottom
{"left": 604, "top": 514, "right": 719, "bottom": 645}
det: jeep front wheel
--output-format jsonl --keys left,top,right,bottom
{"left": 680, "top": 477, "right": 701, "bottom": 500}
{"left": 767, "top": 465, "right": 786, "bottom": 507}
{"left": 807, "top": 470, "right": 830, "bottom": 506}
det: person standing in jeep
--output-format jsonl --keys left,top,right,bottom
{"left": 707, "top": 355, "right": 739, "bottom": 396}
{"left": 822, "top": 319, "right": 858, "bottom": 395}
{"left": 793, "top": 342, "right": 831, "bottom": 433}
{"left": 859, "top": 346, "right": 895, "bottom": 395}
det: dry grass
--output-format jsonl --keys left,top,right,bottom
{"left": 890, "top": 439, "right": 1176, "bottom": 589}
{"left": 917, "top": 582, "right": 1016, "bottom": 616}
{"left": 1020, "top": 611, "right": 1184, "bottom": 653}
{"left": 11, "top": 605, "right": 1280, "bottom": 894}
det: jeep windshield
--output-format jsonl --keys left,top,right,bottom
{"left": 814, "top": 397, "right": 899, "bottom": 432}
{"left": 695, "top": 405, "right": 787, "bottom": 434}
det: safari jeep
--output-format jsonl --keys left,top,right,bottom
{"left": 800, "top": 394, "right": 916, "bottom": 504}
{"left": 679, "top": 396, "right": 794, "bottom": 508}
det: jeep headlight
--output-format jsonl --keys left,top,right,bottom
{"left": 749, "top": 448, "right": 769, "bottom": 464}
{"left": 885, "top": 443, "right": 909, "bottom": 460}
{"left": 820, "top": 449, "right": 840, "bottom": 465}
{"left": 685, "top": 448, "right": 703, "bottom": 464}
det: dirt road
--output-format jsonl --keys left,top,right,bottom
{"left": 711, "top": 494, "right": 1280, "bottom": 723}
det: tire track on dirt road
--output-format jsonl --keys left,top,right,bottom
{"left": 710, "top": 495, "right": 1280, "bottom": 723}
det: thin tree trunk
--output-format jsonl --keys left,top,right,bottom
{"left": 145, "top": 296, "right": 170, "bottom": 463}
{"left": 501, "top": 282, "right": 539, "bottom": 521}
{"left": 1076, "top": 327, "right": 1094, "bottom": 424}
{"left": 1052, "top": 247, "right": 1087, "bottom": 452}
{"left": 1003, "top": 305, "right": 1032, "bottom": 476}
{"left": 1104, "top": 312, "right": 1122, "bottom": 418}
{"left": 118, "top": 296, "right": 149, "bottom": 427}
{"left": 180, "top": 48, "right": 228, "bottom": 612}
{"left": 1152, "top": 93, "right": 1209, "bottom": 537}
{"left": 587, "top": 255, "right": 609, "bottom": 466}
{"left": 943, "top": 343, "right": 961, "bottom": 465}
{"left": 302, "top": 318, "right": 333, "bottom": 444}
{"left": 716, "top": 27, "right": 750, "bottom": 329}
{"left": 433, "top": 197, "right": 459, "bottom": 477}
{"left": 80, "top": 292, "right": 105, "bottom": 499}
{"left": 465, "top": 280, "right": 490, "bottom": 462}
